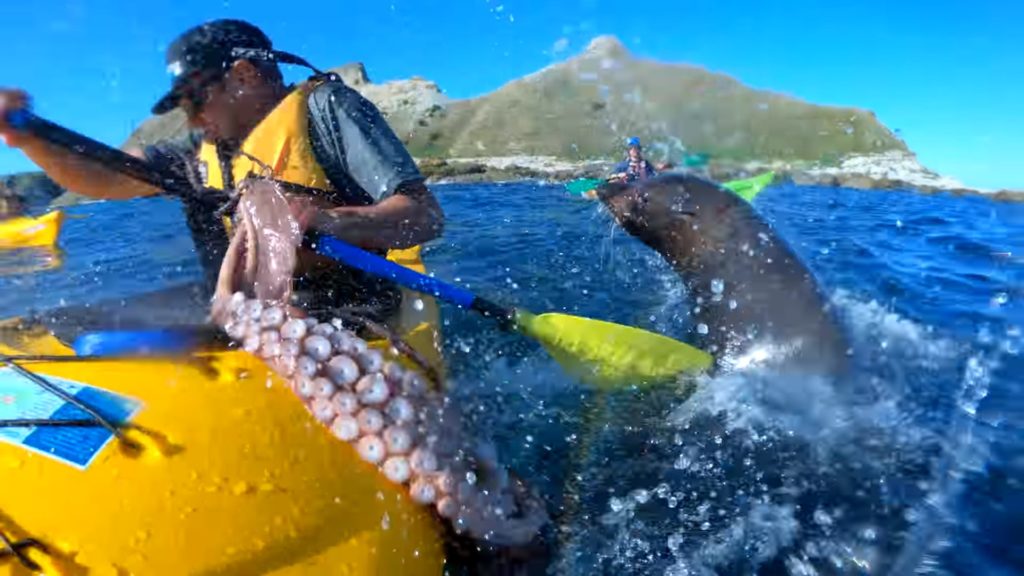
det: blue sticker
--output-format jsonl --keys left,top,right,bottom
{"left": 0, "top": 368, "right": 142, "bottom": 469}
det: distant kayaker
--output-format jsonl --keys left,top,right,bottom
{"left": 0, "top": 18, "right": 444, "bottom": 325}
{"left": 0, "top": 193, "right": 22, "bottom": 219}
{"left": 607, "top": 136, "right": 658, "bottom": 183}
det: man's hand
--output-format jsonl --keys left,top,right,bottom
{"left": 284, "top": 193, "right": 319, "bottom": 233}
{"left": 0, "top": 89, "right": 31, "bottom": 148}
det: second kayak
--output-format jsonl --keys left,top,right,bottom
{"left": 565, "top": 171, "right": 776, "bottom": 202}
{"left": 0, "top": 210, "right": 64, "bottom": 249}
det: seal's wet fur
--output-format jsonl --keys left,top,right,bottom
{"left": 599, "top": 173, "right": 850, "bottom": 376}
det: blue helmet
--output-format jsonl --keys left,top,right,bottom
{"left": 626, "top": 136, "right": 641, "bottom": 147}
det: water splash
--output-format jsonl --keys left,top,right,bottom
{"left": 554, "top": 289, "right": 999, "bottom": 575}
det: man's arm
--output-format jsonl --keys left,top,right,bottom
{"left": 304, "top": 81, "right": 444, "bottom": 250}
{"left": 12, "top": 136, "right": 162, "bottom": 200}
{"left": 0, "top": 91, "right": 161, "bottom": 199}
{"left": 308, "top": 180, "right": 443, "bottom": 249}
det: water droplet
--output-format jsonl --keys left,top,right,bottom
{"left": 991, "top": 292, "right": 1009, "bottom": 307}
{"left": 381, "top": 511, "right": 391, "bottom": 530}
{"left": 696, "top": 323, "right": 709, "bottom": 335}
{"left": 631, "top": 489, "right": 651, "bottom": 504}
{"left": 667, "top": 533, "right": 684, "bottom": 553}
{"left": 412, "top": 298, "right": 424, "bottom": 311}
{"left": 674, "top": 454, "right": 691, "bottom": 470}
{"left": 465, "top": 471, "right": 477, "bottom": 485}
{"left": 728, "top": 299, "right": 738, "bottom": 310}
{"left": 609, "top": 497, "right": 625, "bottom": 512}
{"left": 668, "top": 496, "right": 678, "bottom": 508}
{"left": 700, "top": 521, "right": 710, "bottom": 531}
{"left": 814, "top": 508, "right": 833, "bottom": 527}
{"left": 710, "top": 279, "right": 724, "bottom": 294}
{"left": 896, "top": 219, "right": 903, "bottom": 228}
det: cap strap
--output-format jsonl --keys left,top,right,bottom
{"left": 229, "top": 47, "right": 326, "bottom": 76}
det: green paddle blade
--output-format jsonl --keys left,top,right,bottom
{"left": 722, "top": 171, "right": 776, "bottom": 202}
{"left": 513, "top": 309, "right": 712, "bottom": 390}
{"left": 564, "top": 178, "right": 605, "bottom": 196}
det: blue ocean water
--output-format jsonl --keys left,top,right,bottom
{"left": 1, "top": 181, "right": 1021, "bottom": 575}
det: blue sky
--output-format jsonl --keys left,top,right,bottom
{"left": 2, "top": 0, "right": 1019, "bottom": 190}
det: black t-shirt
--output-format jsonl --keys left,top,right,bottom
{"left": 145, "top": 79, "right": 422, "bottom": 321}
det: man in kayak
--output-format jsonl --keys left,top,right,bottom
{"left": 607, "top": 136, "right": 658, "bottom": 183}
{"left": 0, "top": 192, "right": 22, "bottom": 219}
{"left": 0, "top": 19, "right": 444, "bottom": 324}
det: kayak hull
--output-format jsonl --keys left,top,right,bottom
{"left": 0, "top": 210, "right": 64, "bottom": 249}
{"left": 0, "top": 249, "right": 448, "bottom": 575}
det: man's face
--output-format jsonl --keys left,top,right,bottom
{"left": 178, "top": 64, "right": 251, "bottom": 143}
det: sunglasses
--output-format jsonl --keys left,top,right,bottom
{"left": 178, "top": 69, "right": 229, "bottom": 115}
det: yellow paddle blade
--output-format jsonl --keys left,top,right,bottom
{"left": 514, "top": 310, "right": 713, "bottom": 390}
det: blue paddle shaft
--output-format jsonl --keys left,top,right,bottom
{"left": 313, "top": 234, "right": 478, "bottom": 308}
{"left": 5, "top": 108, "right": 29, "bottom": 129}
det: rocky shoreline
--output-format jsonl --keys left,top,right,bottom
{"left": 2, "top": 151, "right": 1020, "bottom": 213}
{"left": 416, "top": 152, "right": 1023, "bottom": 201}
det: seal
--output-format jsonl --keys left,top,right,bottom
{"left": 598, "top": 172, "right": 850, "bottom": 376}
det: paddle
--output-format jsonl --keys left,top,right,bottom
{"left": 564, "top": 177, "right": 606, "bottom": 196}
{"left": 721, "top": 171, "right": 776, "bottom": 203}
{"left": 5, "top": 109, "right": 713, "bottom": 388}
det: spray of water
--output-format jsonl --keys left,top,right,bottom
{"left": 543, "top": 289, "right": 1000, "bottom": 575}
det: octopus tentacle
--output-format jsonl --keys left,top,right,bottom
{"left": 334, "top": 309, "right": 440, "bottom": 388}
{"left": 216, "top": 295, "right": 550, "bottom": 546}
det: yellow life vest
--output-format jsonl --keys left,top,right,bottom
{"left": 196, "top": 81, "right": 334, "bottom": 194}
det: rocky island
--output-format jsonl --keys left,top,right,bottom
{"left": 3, "top": 35, "right": 1019, "bottom": 210}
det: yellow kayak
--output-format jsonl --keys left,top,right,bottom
{"left": 0, "top": 247, "right": 448, "bottom": 575}
{"left": 0, "top": 211, "right": 64, "bottom": 249}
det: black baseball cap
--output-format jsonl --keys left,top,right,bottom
{"left": 151, "top": 19, "right": 277, "bottom": 115}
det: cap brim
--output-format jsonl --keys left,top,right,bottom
{"left": 151, "top": 88, "right": 181, "bottom": 115}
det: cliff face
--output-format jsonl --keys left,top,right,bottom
{"left": 398, "top": 36, "right": 906, "bottom": 163}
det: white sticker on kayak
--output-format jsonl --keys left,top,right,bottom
{"left": 0, "top": 367, "right": 142, "bottom": 469}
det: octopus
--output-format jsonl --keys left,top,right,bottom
{"left": 209, "top": 177, "right": 549, "bottom": 548}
